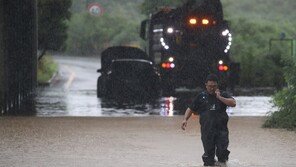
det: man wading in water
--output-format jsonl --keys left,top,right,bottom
{"left": 181, "top": 74, "right": 236, "bottom": 166}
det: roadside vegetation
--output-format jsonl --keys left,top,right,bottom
{"left": 37, "top": 0, "right": 71, "bottom": 84}
{"left": 222, "top": 0, "right": 296, "bottom": 88}
{"left": 221, "top": 0, "right": 296, "bottom": 130}
{"left": 263, "top": 59, "right": 296, "bottom": 130}
{"left": 37, "top": 54, "right": 58, "bottom": 85}
{"left": 38, "top": 0, "right": 72, "bottom": 60}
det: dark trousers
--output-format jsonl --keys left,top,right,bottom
{"left": 200, "top": 117, "right": 230, "bottom": 165}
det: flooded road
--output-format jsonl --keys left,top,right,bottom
{"left": 35, "top": 56, "right": 276, "bottom": 117}
{"left": 2, "top": 56, "right": 294, "bottom": 167}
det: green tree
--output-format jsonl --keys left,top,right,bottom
{"left": 228, "top": 18, "right": 290, "bottom": 87}
{"left": 38, "top": 0, "right": 72, "bottom": 60}
{"left": 140, "top": 0, "right": 182, "bottom": 15}
{"left": 66, "top": 12, "right": 140, "bottom": 55}
{"left": 66, "top": 0, "right": 145, "bottom": 55}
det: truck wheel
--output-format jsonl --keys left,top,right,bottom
{"left": 97, "top": 78, "right": 106, "bottom": 98}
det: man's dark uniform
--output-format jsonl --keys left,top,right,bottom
{"left": 189, "top": 90, "right": 231, "bottom": 165}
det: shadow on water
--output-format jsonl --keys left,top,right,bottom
{"left": 100, "top": 97, "right": 158, "bottom": 116}
{"left": 99, "top": 90, "right": 198, "bottom": 116}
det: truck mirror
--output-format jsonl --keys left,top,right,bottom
{"left": 140, "top": 20, "right": 148, "bottom": 40}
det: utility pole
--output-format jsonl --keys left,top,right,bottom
{"left": 269, "top": 38, "right": 296, "bottom": 63}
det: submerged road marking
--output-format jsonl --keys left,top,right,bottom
{"left": 63, "top": 65, "right": 76, "bottom": 90}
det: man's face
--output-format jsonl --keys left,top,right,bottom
{"left": 205, "top": 80, "right": 218, "bottom": 95}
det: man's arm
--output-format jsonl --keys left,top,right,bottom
{"left": 181, "top": 108, "right": 193, "bottom": 130}
{"left": 215, "top": 89, "right": 236, "bottom": 107}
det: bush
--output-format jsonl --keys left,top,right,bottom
{"left": 37, "top": 55, "right": 58, "bottom": 84}
{"left": 264, "top": 59, "right": 296, "bottom": 130}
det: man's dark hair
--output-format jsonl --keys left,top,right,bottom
{"left": 205, "top": 73, "right": 219, "bottom": 83}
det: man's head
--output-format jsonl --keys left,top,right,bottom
{"left": 205, "top": 74, "right": 219, "bottom": 95}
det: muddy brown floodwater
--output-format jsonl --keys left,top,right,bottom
{"left": 0, "top": 116, "right": 295, "bottom": 167}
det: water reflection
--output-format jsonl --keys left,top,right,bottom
{"left": 31, "top": 87, "right": 275, "bottom": 117}
{"left": 34, "top": 86, "right": 194, "bottom": 116}
{"left": 160, "top": 97, "right": 176, "bottom": 116}
{"left": 100, "top": 96, "right": 167, "bottom": 116}
{"left": 98, "top": 91, "right": 198, "bottom": 116}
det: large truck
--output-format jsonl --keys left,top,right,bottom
{"left": 140, "top": 0, "right": 239, "bottom": 91}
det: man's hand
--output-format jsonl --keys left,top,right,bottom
{"left": 182, "top": 108, "right": 193, "bottom": 130}
{"left": 215, "top": 89, "right": 236, "bottom": 107}
{"left": 181, "top": 120, "right": 187, "bottom": 130}
{"left": 215, "top": 89, "right": 221, "bottom": 98}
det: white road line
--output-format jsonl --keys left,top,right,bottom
{"left": 63, "top": 65, "right": 76, "bottom": 90}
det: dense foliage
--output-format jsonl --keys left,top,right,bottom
{"left": 66, "top": 0, "right": 145, "bottom": 55}
{"left": 140, "top": 0, "right": 182, "bottom": 15}
{"left": 38, "top": 0, "right": 72, "bottom": 59}
{"left": 263, "top": 59, "right": 296, "bottom": 130}
{"left": 222, "top": 0, "right": 296, "bottom": 88}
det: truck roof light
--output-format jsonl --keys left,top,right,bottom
{"left": 189, "top": 18, "right": 197, "bottom": 25}
{"left": 202, "top": 19, "right": 209, "bottom": 25}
